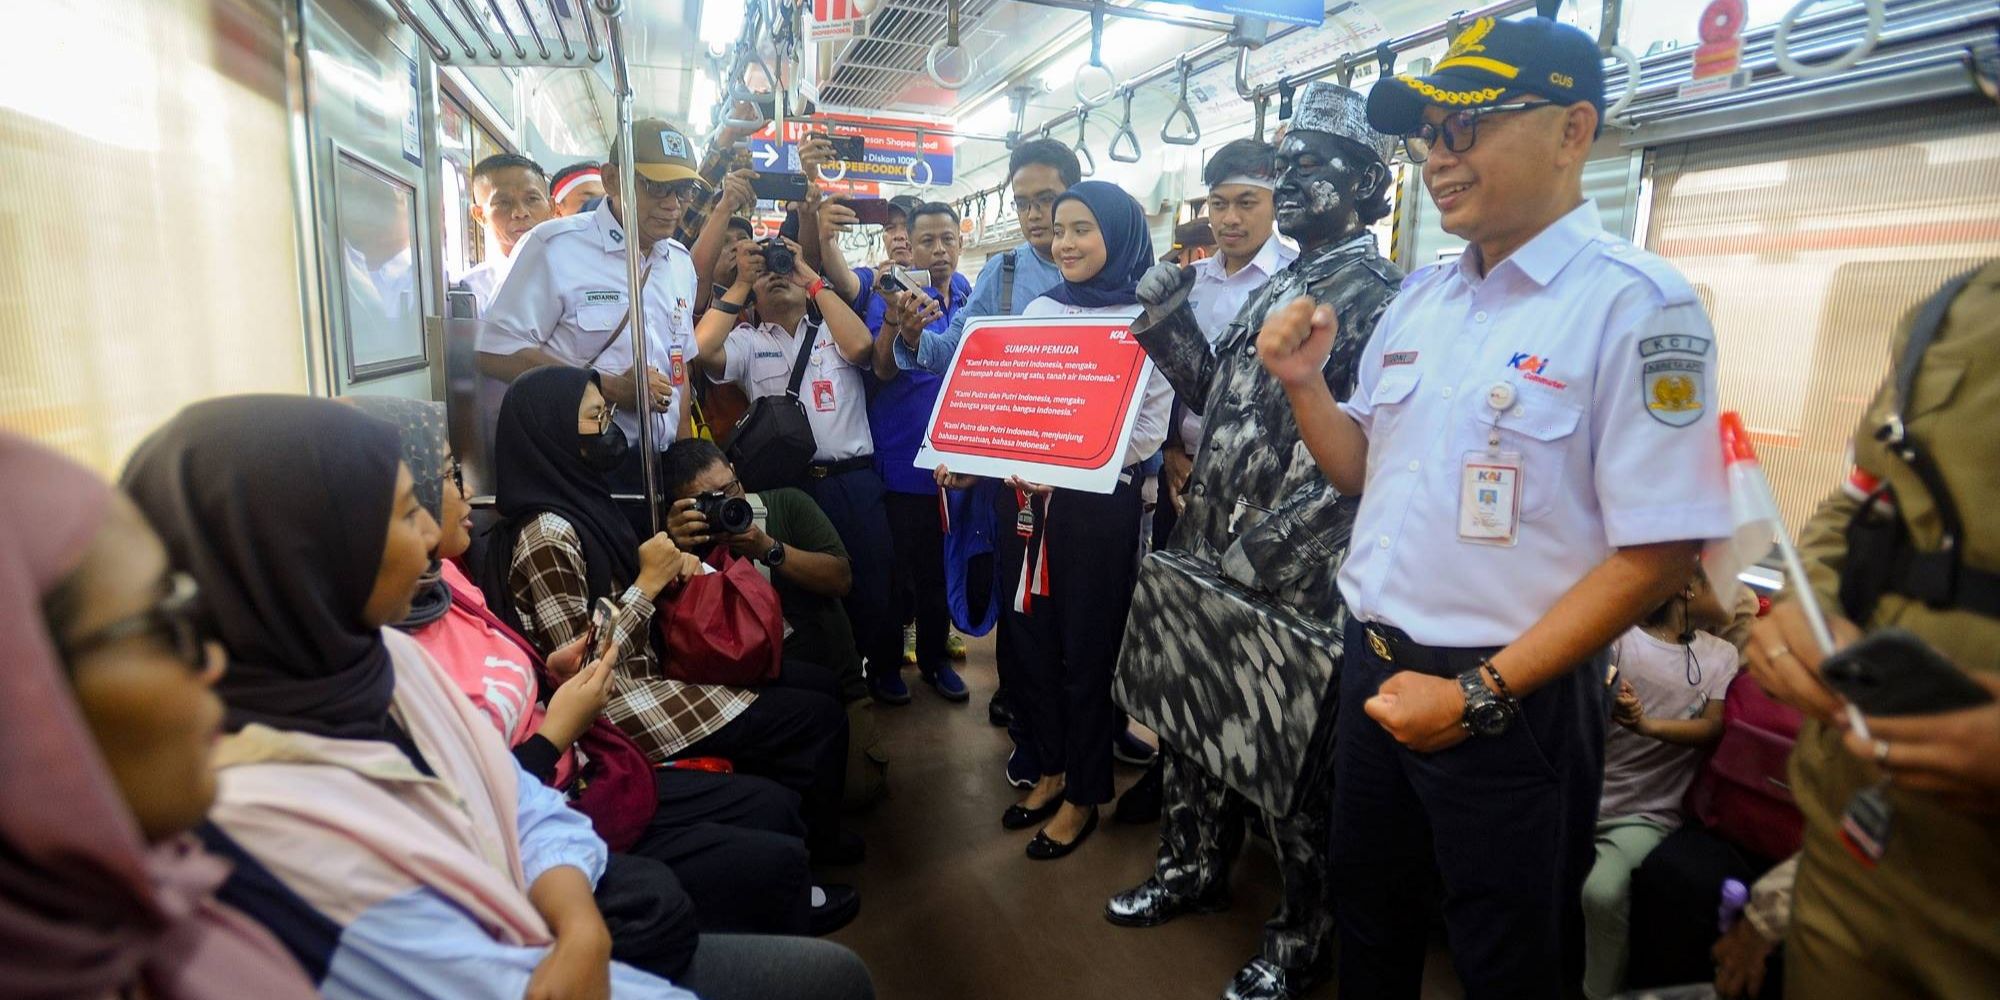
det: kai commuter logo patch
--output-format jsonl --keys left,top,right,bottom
{"left": 1638, "top": 334, "right": 1711, "bottom": 427}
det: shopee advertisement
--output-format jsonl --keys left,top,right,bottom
{"left": 916, "top": 316, "right": 1155, "bottom": 494}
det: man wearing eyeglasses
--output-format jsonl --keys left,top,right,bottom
{"left": 480, "top": 119, "right": 707, "bottom": 509}
{"left": 1258, "top": 16, "right": 1731, "bottom": 999}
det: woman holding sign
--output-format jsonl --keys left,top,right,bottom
{"left": 946, "top": 180, "right": 1172, "bottom": 860}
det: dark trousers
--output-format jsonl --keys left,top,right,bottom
{"left": 885, "top": 490, "right": 951, "bottom": 674}
{"left": 997, "top": 480, "right": 1141, "bottom": 807}
{"left": 1332, "top": 618, "right": 1606, "bottom": 1000}
{"left": 1626, "top": 826, "right": 1782, "bottom": 995}
{"left": 628, "top": 769, "right": 811, "bottom": 936}
{"left": 1156, "top": 748, "right": 1335, "bottom": 973}
{"left": 802, "top": 466, "right": 901, "bottom": 684}
{"left": 680, "top": 660, "right": 848, "bottom": 852}
{"left": 595, "top": 852, "right": 701, "bottom": 979}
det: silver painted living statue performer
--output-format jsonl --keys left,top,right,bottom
{"left": 1106, "top": 83, "right": 1401, "bottom": 1000}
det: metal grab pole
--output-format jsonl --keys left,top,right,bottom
{"left": 1232, "top": 0, "right": 1539, "bottom": 101}
{"left": 600, "top": 1, "right": 661, "bottom": 534}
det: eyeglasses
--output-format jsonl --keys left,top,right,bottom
{"left": 60, "top": 572, "right": 214, "bottom": 671}
{"left": 637, "top": 177, "right": 704, "bottom": 203}
{"left": 1402, "top": 101, "right": 1551, "bottom": 163}
{"left": 1012, "top": 192, "right": 1060, "bottom": 216}
{"left": 446, "top": 454, "right": 465, "bottom": 498}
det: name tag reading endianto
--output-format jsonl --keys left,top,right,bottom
{"left": 1459, "top": 452, "right": 1522, "bottom": 546}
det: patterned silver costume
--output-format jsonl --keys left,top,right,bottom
{"left": 1111, "top": 82, "right": 1402, "bottom": 989}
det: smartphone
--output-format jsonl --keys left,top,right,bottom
{"left": 750, "top": 172, "right": 809, "bottom": 203}
{"left": 815, "top": 133, "right": 865, "bottom": 162}
{"left": 848, "top": 198, "right": 901, "bottom": 227}
{"left": 1819, "top": 627, "right": 1993, "bottom": 716}
{"left": 881, "top": 266, "right": 930, "bottom": 297}
{"left": 585, "top": 597, "right": 618, "bottom": 661}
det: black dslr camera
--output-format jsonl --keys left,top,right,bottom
{"left": 693, "top": 490, "right": 755, "bottom": 535}
{"left": 758, "top": 238, "right": 796, "bottom": 276}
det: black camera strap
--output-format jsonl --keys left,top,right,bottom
{"left": 784, "top": 304, "right": 824, "bottom": 400}
{"left": 1848, "top": 267, "right": 2000, "bottom": 619}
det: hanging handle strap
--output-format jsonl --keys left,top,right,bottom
{"left": 1160, "top": 55, "right": 1202, "bottom": 145}
{"left": 1108, "top": 88, "right": 1142, "bottom": 162}
{"left": 1074, "top": 108, "right": 1098, "bottom": 177}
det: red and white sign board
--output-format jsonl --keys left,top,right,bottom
{"left": 917, "top": 316, "right": 1157, "bottom": 494}
{"left": 810, "top": 0, "right": 864, "bottom": 43}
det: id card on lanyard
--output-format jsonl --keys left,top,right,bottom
{"left": 1460, "top": 381, "right": 1523, "bottom": 546}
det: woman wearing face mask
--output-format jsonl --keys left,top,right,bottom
{"left": 119, "top": 395, "right": 693, "bottom": 1000}
{"left": 941, "top": 180, "right": 1174, "bottom": 859}
{"left": 350, "top": 396, "right": 857, "bottom": 941}
{"left": 482, "top": 367, "right": 864, "bottom": 869}
{"left": 0, "top": 433, "right": 318, "bottom": 1000}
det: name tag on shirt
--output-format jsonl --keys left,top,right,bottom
{"left": 583, "top": 290, "right": 625, "bottom": 305}
{"left": 1459, "top": 452, "right": 1522, "bottom": 546}
{"left": 811, "top": 379, "right": 837, "bottom": 412}
{"left": 668, "top": 345, "right": 687, "bottom": 386}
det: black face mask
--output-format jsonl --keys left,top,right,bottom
{"left": 580, "top": 422, "right": 629, "bottom": 473}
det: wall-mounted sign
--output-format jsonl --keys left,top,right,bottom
{"left": 1158, "top": 0, "right": 1324, "bottom": 28}
{"left": 1680, "top": 0, "right": 1751, "bottom": 99}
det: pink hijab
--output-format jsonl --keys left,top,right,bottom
{"left": 0, "top": 433, "right": 316, "bottom": 1000}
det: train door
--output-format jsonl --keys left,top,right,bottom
{"left": 298, "top": 0, "right": 440, "bottom": 400}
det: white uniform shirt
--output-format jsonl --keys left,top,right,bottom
{"left": 1179, "top": 235, "right": 1300, "bottom": 451}
{"left": 1019, "top": 299, "right": 1174, "bottom": 470}
{"left": 479, "top": 201, "right": 697, "bottom": 445}
{"left": 456, "top": 255, "right": 510, "bottom": 315}
{"left": 720, "top": 318, "right": 874, "bottom": 463}
{"left": 1337, "top": 201, "right": 1731, "bottom": 647}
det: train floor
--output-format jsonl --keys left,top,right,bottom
{"left": 823, "top": 634, "right": 1466, "bottom": 1000}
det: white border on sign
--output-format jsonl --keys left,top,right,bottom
{"left": 915, "top": 314, "right": 1156, "bottom": 495}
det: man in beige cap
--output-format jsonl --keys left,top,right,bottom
{"left": 480, "top": 118, "right": 708, "bottom": 505}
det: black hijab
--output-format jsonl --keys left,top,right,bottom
{"left": 480, "top": 366, "right": 640, "bottom": 632}
{"left": 120, "top": 396, "right": 404, "bottom": 741}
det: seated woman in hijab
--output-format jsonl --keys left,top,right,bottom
{"left": 0, "top": 433, "right": 318, "bottom": 1000}
{"left": 119, "top": 395, "right": 704, "bottom": 1000}
{"left": 937, "top": 181, "right": 1173, "bottom": 861}
{"left": 482, "top": 366, "right": 863, "bottom": 866}
{"left": 348, "top": 395, "right": 858, "bottom": 938}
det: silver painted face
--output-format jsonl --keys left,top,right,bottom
{"left": 1272, "top": 131, "right": 1369, "bottom": 245}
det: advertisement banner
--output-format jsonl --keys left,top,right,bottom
{"left": 917, "top": 316, "right": 1155, "bottom": 494}
{"left": 749, "top": 114, "right": 955, "bottom": 187}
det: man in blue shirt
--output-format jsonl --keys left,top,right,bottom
{"left": 817, "top": 197, "right": 975, "bottom": 705}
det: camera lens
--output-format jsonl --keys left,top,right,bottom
{"left": 761, "top": 241, "right": 796, "bottom": 275}
{"left": 717, "top": 496, "right": 755, "bottom": 535}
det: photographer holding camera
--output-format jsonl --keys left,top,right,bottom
{"left": 664, "top": 438, "right": 888, "bottom": 806}
{"left": 693, "top": 231, "right": 905, "bottom": 710}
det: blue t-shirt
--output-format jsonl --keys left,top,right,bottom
{"left": 855, "top": 267, "right": 971, "bottom": 494}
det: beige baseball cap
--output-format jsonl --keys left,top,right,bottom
{"left": 611, "top": 118, "right": 703, "bottom": 184}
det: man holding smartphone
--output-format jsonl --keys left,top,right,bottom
{"left": 1742, "top": 261, "right": 2000, "bottom": 995}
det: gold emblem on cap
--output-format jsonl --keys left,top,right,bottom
{"left": 1444, "top": 16, "right": 1495, "bottom": 61}
{"left": 1434, "top": 15, "right": 1520, "bottom": 79}
{"left": 1397, "top": 75, "right": 1508, "bottom": 105}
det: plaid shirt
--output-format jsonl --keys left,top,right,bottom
{"left": 509, "top": 513, "right": 755, "bottom": 760}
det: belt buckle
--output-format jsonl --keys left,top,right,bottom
{"left": 808, "top": 466, "right": 829, "bottom": 479}
{"left": 1366, "top": 627, "right": 1392, "bottom": 663}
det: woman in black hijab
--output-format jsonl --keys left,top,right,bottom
{"left": 483, "top": 367, "right": 864, "bottom": 868}
{"left": 119, "top": 394, "right": 689, "bottom": 1000}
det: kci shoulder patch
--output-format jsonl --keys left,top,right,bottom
{"left": 1638, "top": 334, "right": 1709, "bottom": 427}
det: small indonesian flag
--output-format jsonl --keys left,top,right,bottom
{"left": 1702, "top": 411, "right": 1783, "bottom": 597}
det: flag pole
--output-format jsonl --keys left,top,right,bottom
{"left": 1719, "top": 412, "right": 1837, "bottom": 654}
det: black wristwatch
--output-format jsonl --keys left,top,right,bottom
{"left": 760, "top": 541, "right": 787, "bottom": 568}
{"left": 1457, "top": 668, "right": 1514, "bottom": 737}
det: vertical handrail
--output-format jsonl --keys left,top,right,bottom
{"left": 513, "top": 0, "right": 552, "bottom": 59}
{"left": 484, "top": 0, "right": 529, "bottom": 59}
{"left": 547, "top": 0, "right": 577, "bottom": 61}
{"left": 451, "top": 0, "right": 505, "bottom": 59}
{"left": 599, "top": 0, "right": 660, "bottom": 533}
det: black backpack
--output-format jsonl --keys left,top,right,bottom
{"left": 725, "top": 310, "right": 821, "bottom": 491}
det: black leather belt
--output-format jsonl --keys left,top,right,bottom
{"left": 1359, "top": 622, "right": 1501, "bottom": 678}
{"left": 808, "top": 455, "right": 874, "bottom": 478}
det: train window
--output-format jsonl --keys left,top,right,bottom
{"left": 440, "top": 95, "right": 507, "bottom": 282}
{"left": 1646, "top": 95, "right": 2000, "bottom": 532}
{"left": 331, "top": 147, "right": 427, "bottom": 381}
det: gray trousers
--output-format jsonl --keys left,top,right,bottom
{"left": 1155, "top": 748, "right": 1335, "bottom": 974}
{"left": 677, "top": 934, "right": 875, "bottom": 1000}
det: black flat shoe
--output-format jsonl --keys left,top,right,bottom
{"left": 808, "top": 883, "right": 860, "bottom": 936}
{"left": 1026, "top": 807, "right": 1098, "bottom": 860}
{"left": 1001, "top": 796, "right": 1062, "bottom": 831}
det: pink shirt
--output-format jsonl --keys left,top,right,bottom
{"left": 415, "top": 561, "right": 577, "bottom": 787}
